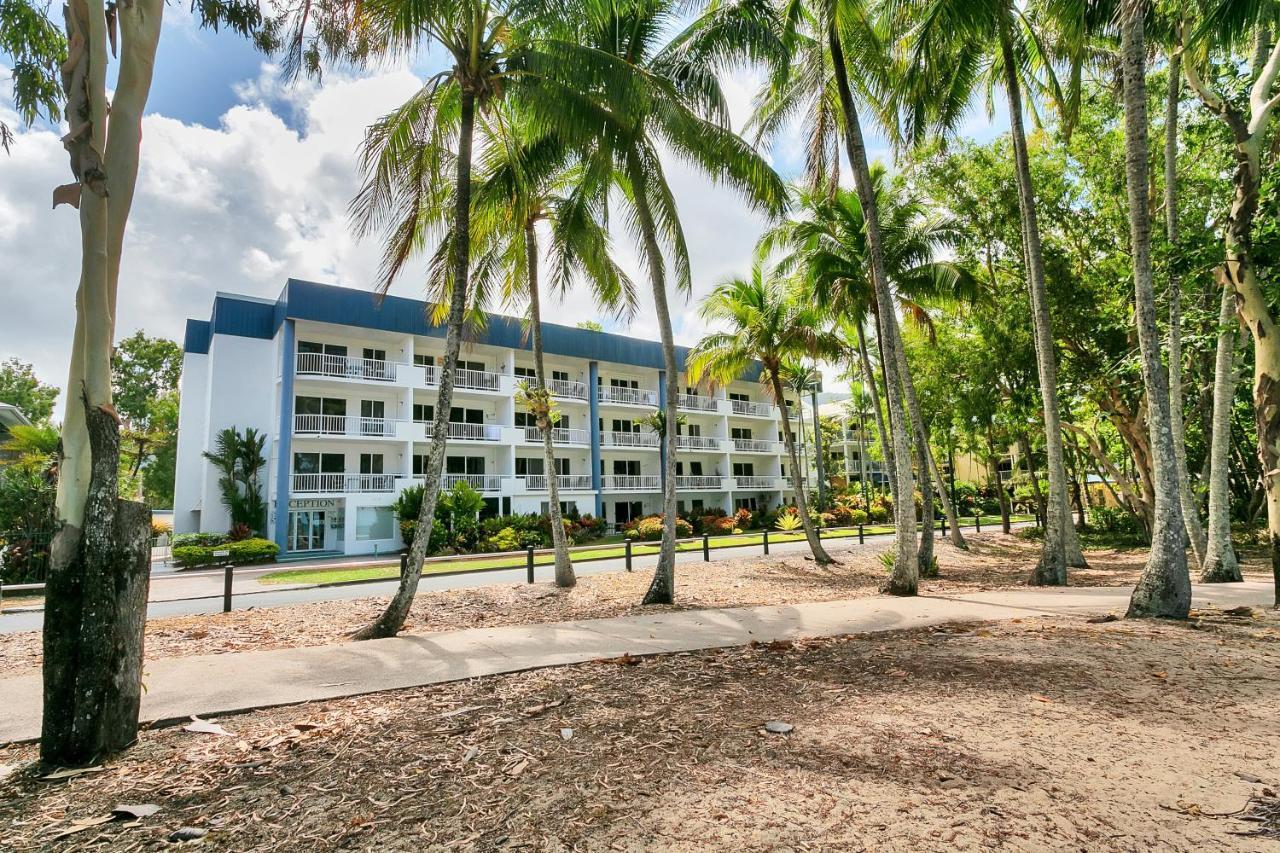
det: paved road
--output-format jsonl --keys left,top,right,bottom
{"left": 0, "top": 521, "right": 1021, "bottom": 634}
{"left": 0, "top": 580, "right": 1270, "bottom": 745}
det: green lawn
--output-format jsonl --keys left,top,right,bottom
{"left": 258, "top": 514, "right": 1030, "bottom": 587}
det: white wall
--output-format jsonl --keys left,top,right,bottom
{"left": 172, "top": 350, "right": 209, "bottom": 534}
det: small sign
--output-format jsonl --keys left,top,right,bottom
{"left": 289, "top": 498, "right": 339, "bottom": 510}
{"left": 212, "top": 549, "right": 230, "bottom": 558}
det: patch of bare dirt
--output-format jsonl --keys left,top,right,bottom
{"left": 3, "top": 605, "right": 1280, "bottom": 850}
{"left": 0, "top": 533, "right": 1266, "bottom": 678}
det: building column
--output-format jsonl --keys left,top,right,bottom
{"left": 588, "top": 360, "right": 602, "bottom": 517}
{"left": 273, "top": 319, "right": 296, "bottom": 554}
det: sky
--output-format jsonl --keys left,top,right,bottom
{"left": 0, "top": 8, "right": 1010, "bottom": 417}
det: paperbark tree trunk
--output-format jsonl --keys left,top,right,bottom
{"left": 524, "top": 220, "right": 575, "bottom": 587}
{"left": 354, "top": 88, "right": 478, "bottom": 639}
{"left": 998, "top": 14, "right": 1070, "bottom": 586}
{"left": 1164, "top": 48, "right": 1209, "bottom": 568}
{"left": 829, "top": 25, "right": 917, "bottom": 594}
{"left": 772, "top": 372, "right": 833, "bottom": 563}
{"left": 1202, "top": 284, "right": 1243, "bottom": 581}
{"left": 1120, "top": 2, "right": 1191, "bottom": 619}
{"left": 43, "top": 0, "right": 161, "bottom": 765}
{"left": 633, "top": 152, "right": 681, "bottom": 606}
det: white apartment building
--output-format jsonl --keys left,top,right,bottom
{"left": 174, "top": 280, "right": 806, "bottom": 557}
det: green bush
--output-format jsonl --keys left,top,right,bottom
{"left": 487, "top": 527, "right": 523, "bottom": 552}
{"left": 1088, "top": 505, "right": 1141, "bottom": 535}
{"left": 172, "top": 532, "right": 229, "bottom": 548}
{"left": 173, "top": 537, "right": 278, "bottom": 568}
{"left": 627, "top": 515, "right": 694, "bottom": 541}
{"left": 849, "top": 509, "right": 869, "bottom": 525}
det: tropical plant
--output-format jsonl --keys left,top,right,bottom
{"left": 202, "top": 427, "right": 267, "bottom": 535}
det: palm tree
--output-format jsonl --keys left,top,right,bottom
{"left": 538, "top": 0, "right": 787, "bottom": 605}
{"left": 688, "top": 266, "right": 839, "bottom": 564}
{"left": 1117, "top": 0, "right": 1190, "bottom": 618}
{"left": 903, "top": 0, "right": 1082, "bottom": 583}
{"left": 465, "top": 114, "right": 636, "bottom": 588}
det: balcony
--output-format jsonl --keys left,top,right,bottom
{"left": 440, "top": 473, "right": 504, "bottom": 492}
{"left": 294, "top": 414, "right": 400, "bottom": 437}
{"left": 296, "top": 352, "right": 398, "bottom": 383}
{"left": 599, "top": 386, "right": 658, "bottom": 407}
{"left": 602, "top": 474, "right": 660, "bottom": 491}
{"left": 675, "top": 475, "right": 725, "bottom": 490}
{"left": 675, "top": 435, "right": 722, "bottom": 452}
{"left": 523, "top": 426, "right": 590, "bottom": 446}
{"left": 453, "top": 367, "right": 503, "bottom": 392}
{"left": 602, "top": 431, "right": 660, "bottom": 449}
{"left": 291, "top": 472, "right": 399, "bottom": 493}
{"left": 735, "top": 475, "right": 782, "bottom": 489}
{"left": 548, "top": 378, "right": 588, "bottom": 400}
{"left": 677, "top": 392, "right": 718, "bottom": 412}
{"left": 418, "top": 421, "right": 502, "bottom": 442}
{"left": 730, "top": 399, "right": 774, "bottom": 417}
{"left": 522, "top": 474, "right": 594, "bottom": 491}
{"left": 732, "top": 437, "right": 779, "bottom": 453}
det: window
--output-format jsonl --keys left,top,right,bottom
{"left": 293, "top": 452, "right": 344, "bottom": 474}
{"left": 609, "top": 378, "right": 639, "bottom": 389}
{"left": 691, "top": 499, "right": 704, "bottom": 513}
{"left": 612, "top": 460, "right": 640, "bottom": 475}
{"left": 515, "top": 457, "right": 544, "bottom": 477}
{"left": 687, "top": 424, "right": 701, "bottom": 437}
{"left": 413, "top": 403, "right": 434, "bottom": 423}
{"left": 460, "top": 360, "right": 485, "bottom": 372}
{"left": 356, "top": 506, "right": 395, "bottom": 541}
{"left": 735, "top": 497, "right": 759, "bottom": 511}
{"left": 731, "top": 427, "right": 753, "bottom": 440}
{"left": 541, "top": 501, "right": 577, "bottom": 515}
{"left": 613, "top": 501, "right": 644, "bottom": 524}
{"left": 446, "top": 456, "right": 486, "bottom": 474}
{"left": 729, "top": 392, "right": 749, "bottom": 402}
{"left": 295, "top": 396, "right": 347, "bottom": 417}
{"left": 780, "top": 464, "right": 787, "bottom": 477}
{"left": 515, "top": 412, "right": 533, "bottom": 428}
{"left": 732, "top": 462, "right": 755, "bottom": 477}
{"left": 515, "top": 366, "right": 537, "bottom": 379}
{"left": 450, "top": 407, "right": 485, "bottom": 424}
{"left": 298, "top": 341, "right": 347, "bottom": 357}
{"left": 359, "top": 454, "right": 383, "bottom": 475}
{"left": 363, "top": 347, "right": 386, "bottom": 362}
{"left": 413, "top": 454, "right": 429, "bottom": 476}
{"left": 360, "top": 400, "right": 384, "bottom": 419}
{"left": 610, "top": 419, "right": 638, "bottom": 432}
{"left": 689, "top": 461, "right": 703, "bottom": 476}
{"left": 414, "top": 354, "right": 435, "bottom": 367}
{"left": 552, "top": 370, "right": 570, "bottom": 382}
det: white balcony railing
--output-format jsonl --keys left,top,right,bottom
{"left": 735, "top": 476, "right": 781, "bottom": 489}
{"left": 523, "top": 426, "right": 590, "bottom": 445}
{"left": 732, "top": 437, "right": 779, "bottom": 453}
{"left": 675, "top": 475, "right": 724, "bottom": 490}
{"left": 677, "top": 393, "right": 718, "bottom": 412}
{"left": 434, "top": 422, "right": 502, "bottom": 441}
{"left": 440, "top": 473, "right": 503, "bottom": 492}
{"left": 548, "top": 378, "right": 588, "bottom": 400}
{"left": 294, "top": 414, "right": 399, "bottom": 437}
{"left": 676, "top": 435, "right": 722, "bottom": 451}
{"left": 730, "top": 399, "right": 774, "bottom": 417}
{"left": 523, "top": 474, "right": 594, "bottom": 491}
{"left": 602, "top": 474, "right": 661, "bottom": 491}
{"left": 603, "top": 431, "right": 660, "bottom": 448}
{"left": 454, "top": 367, "right": 502, "bottom": 391}
{"left": 599, "top": 386, "right": 658, "bottom": 406}
{"left": 296, "top": 351, "right": 398, "bottom": 383}
{"left": 291, "top": 472, "right": 399, "bottom": 493}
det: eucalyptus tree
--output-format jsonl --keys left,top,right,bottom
{"left": 689, "top": 268, "right": 839, "bottom": 564}
{"left": 904, "top": 0, "right": 1083, "bottom": 583}
{"left": 537, "top": 0, "right": 787, "bottom": 605}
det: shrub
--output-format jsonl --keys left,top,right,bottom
{"left": 700, "top": 515, "right": 736, "bottom": 535}
{"left": 1088, "top": 505, "right": 1142, "bottom": 536}
{"left": 227, "top": 522, "right": 254, "bottom": 542}
{"left": 849, "top": 509, "right": 869, "bottom": 526}
{"left": 173, "top": 537, "right": 278, "bottom": 568}
{"left": 172, "top": 532, "right": 229, "bottom": 548}
{"left": 774, "top": 513, "right": 802, "bottom": 531}
{"left": 487, "top": 527, "right": 523, "bottom": 552}
{"left": 867, "top": 498, "right": 890, "bottom": 523}
{"left": 150, "top": 517, "right": 172, "bottom": 537}
{"left": 733, "top": 507, "right": 752, "bottom": 530}
{"left": 627, "top": 515, "right": 694, "bottom": 541}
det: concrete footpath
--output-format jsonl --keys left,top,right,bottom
{"left": 1, "top": 582, "right": 1271, "bottom": 745}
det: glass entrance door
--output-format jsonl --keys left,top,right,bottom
{"left": 288, "top": 510, "right": 327, "bottom": 551}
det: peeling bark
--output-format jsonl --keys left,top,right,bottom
{"left": 1202, "top": 283, "right": 1243, "bottom": 582}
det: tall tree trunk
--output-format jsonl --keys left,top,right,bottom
{"left": 525, "top": 220, "right": 575, "bottom": 587}
{"left": 772, "top": 372, "right": 833, "bottom": 563}
{"left": 1202, "top": 284, "right": 1243, "bottom": 581}
{"left": 829, "top": 25, "right": 918, "bottom": 594}
{"left": 632, "top": 153, "right": 680, "bottom": 606}
{"left": 1019, "top": 434, "right": 1047, "bottom": 524}
{"left": 856, "top": 320, "right": 896, "bottom": 501}
{"left": 1120, "top": 2, "right": 1191, "bottom": 618}
{"left": 928, "top": 445, "right": 967, "bottom": 549}
{"left": 896, "top": 344, "right": 937, "bottom": 572}
{"left": 1164, "top": 48, "right": 1209, "bottom": 568}
{"left": 353, "top": 88, "right": 477, "bottom": 639}
{"left": 998, "top": 14, "right": 1070, "bottom": 586}
{"left": 43, "top": 0, "right": 161, "bottom": 765}
{"left": 989, "top": 447, "right": 1012, "bottom": 534}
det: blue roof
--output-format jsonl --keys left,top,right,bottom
{"left": 183, "top": 278, "right": 762, "bottom": 381}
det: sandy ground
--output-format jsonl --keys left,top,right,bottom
{"left": 2, "top": 601, "right": 1279, "bottom": 851}
{"left": 0, "top": 533, "right": 1175, "bottom": 677}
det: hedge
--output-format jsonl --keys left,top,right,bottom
{"left": 174, "top": 537, "right": 279, "bottom": 568}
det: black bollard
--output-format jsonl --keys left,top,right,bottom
{"left": 702, "top": 533, "right": 710, "bottom": 561}
{"left": 763, "top": 529, "right": 770, "bottom": 555}
{"left": 858, "top": 523, "right": 865, "bottom": 545}
{"left": 625, "top": 537, "right": 633, "bottom": 572}
{"left": 526, "top": 545, "right": 535, "bottom": 584}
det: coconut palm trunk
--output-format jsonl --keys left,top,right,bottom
{"left": 828, "top": 25, "right": 918, "bottom": 593}
{"left": 856, "top": 320, "right": 897, "bottom": 498}
{"left": 997, "top": 13, "right": 1070, "bottom": 586}
{"left": 1120, "top": 0, "right": 1191, "bottom": 618}
{"left": 525, "top": 220, "right": 575, "bottom": 587}
{"left": 989, "top": 447, "right": 1012, "bottom": 533}
{"left": 630, "top": 153, "right": 680, "bottom": 606}
{"left": 896, "top": 344, "right": 937, "bottom": 570}
{"left": 354, "top": 89, "right": 478, "bottom": 640}
{"left": 1163, "top": 48, "right": 1208, "bottom": 569}
{"left": 1202, "top": 283, "right": 1243, "bottom": 581}
{"left": 928, "top": 446, "right": 967, "bottom": 548}
{"left": 771, "top": 372, "right": 834, "bottom": 563}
